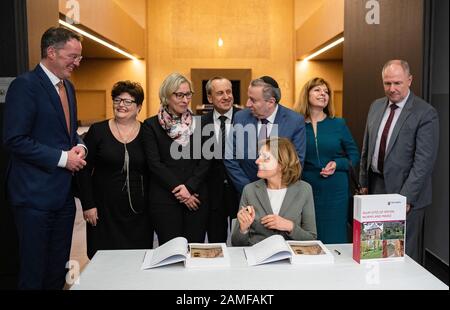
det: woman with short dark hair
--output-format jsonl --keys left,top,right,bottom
{"left": 77, "top": 80, "right": 153, "bottom": 259}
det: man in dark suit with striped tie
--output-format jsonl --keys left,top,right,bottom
{"left": 3, "top": 27, "right": 87, "bottom": 289}
{"left": 201, "top": 77, "right": 240, "bottom": 243}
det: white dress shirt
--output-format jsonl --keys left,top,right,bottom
{"left": 257, "top": 104, "right": 279, "bottom": 138}
{"left": 40, "top": 62, "right": 86, "bottom": 168}
{"left": 213, "top": 107, "right": 234, "bottom": 141}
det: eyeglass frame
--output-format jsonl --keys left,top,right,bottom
{"left": 54, "top": 47, "right": 83, "bottom": 63}
{"left": 112, "top": 97, "right": 136, "bottom": 106}
{"left": 172, "top": 91, "right": 194, "bottom": 100}
{"left": 67, "top": 54, "right": 83, "bottom": 62}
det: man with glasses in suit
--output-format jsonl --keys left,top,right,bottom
{"left": 3, "top": 27, "right": 87, "bottom": 289}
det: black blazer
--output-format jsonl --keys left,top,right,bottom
{"left": 142, "top": 115, "right": 211, "bottom": 205}
{"left": 201, "top": 108, "right": 240, "bottom": 213}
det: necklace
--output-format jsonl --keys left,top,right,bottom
{"left": 113, "top": 119, "right": 141, "bottom": 215}
{"left": 114, "top": 119, "right": 139, "bottom": 144}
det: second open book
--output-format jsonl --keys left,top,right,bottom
{"left": 141, "top": 237, "right": 230, "bottom": 269}
{"left": 244, "top": 235, "right": 334, "bottom": 266}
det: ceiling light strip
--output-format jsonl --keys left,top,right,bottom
{"left": 59, "top": 19, "right": 138, "bottom": 61}
{"left": 302, "top": 37, "right": 344, "bottom": 62}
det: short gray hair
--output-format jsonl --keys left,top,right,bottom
{"left": 382, "top": 60, "right": 411, "bottom": 77}
{"left": 250, "top": 79, "right": 281, "bottom": 103}
{"left": 205, "top": 76, "right": 231, "bottom": 95}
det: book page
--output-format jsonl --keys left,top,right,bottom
{"left": 287, "top": 240, "right": 334, "bottom": 264}
{"left": 189, "top": 244, "right": 225, "bottom": 258}
{"left": 141, "top": 237, "right": 188, "bottom": 269}
{"left": 244, "top": 235, "right": 292, "bottom": 266}
{"left": 289, "top": 243, "right": 325, "bottom": 255}
{"left": 185, "top": 243, "right": 231, "bottom": 268}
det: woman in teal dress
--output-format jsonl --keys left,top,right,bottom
{"left": 294, "top": 77, "right": 359, "bottom": 244}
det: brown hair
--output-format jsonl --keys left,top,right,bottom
{"left": 41, "top": 27, "right": 82, "bottom": 59}
{"left": 260, "top": 137, "right": 301, "bottom": 186}
{"left": 294, "top": 77, "right": 335, "bottom": 119}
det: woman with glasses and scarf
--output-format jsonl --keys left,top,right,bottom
{"left": 142, "top": 73, "right": 211, "bottom": 245}
{"left": 77, "top": 80, "right": 153, "bottom": 259}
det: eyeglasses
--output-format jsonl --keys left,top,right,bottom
{"left": 258, "top": 152, "right": 272, "bottom": 162}
{"left": 54, "top": 46, "right": 83, "bottom": 63}
{"left": 68, "top": 54, "right": 83, "bottom": 62}
{"left": 173, "top": 91, "right": 194, "bottom": 100}
{"left": 58, "top": 51, "right": 82, "bottom": 63}
{"left": 113, "top": 97, "right": 136, "bottom": 106}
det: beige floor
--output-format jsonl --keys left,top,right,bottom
{"left": 70, "top": 198, "right": 89, "bottom": 272}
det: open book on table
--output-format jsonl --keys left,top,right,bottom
{"left": 141, "top": 237, "right": 230, "bottom": 269}
{"left": 244, "top": 235, "right": 334, "bottom": 266}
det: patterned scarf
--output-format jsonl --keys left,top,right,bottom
{"left": 158, "top": 105, "right": 193, "bottom": 146}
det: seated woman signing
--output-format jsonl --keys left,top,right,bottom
{"left": 231, "top": 137, "right": 317, "bottom": 246}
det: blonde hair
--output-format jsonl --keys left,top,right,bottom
{"left": 159, "top": 73, "right": 193, "bottom": 107}
{"left": 294, "top": 77, "right": 335, "bottom": 119}
{"left": 261, "top": 137, "right": 301, "bottom": 186}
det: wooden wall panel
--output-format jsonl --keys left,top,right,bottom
{"left": 343, "top": 0, "right": 424, "bottom": 148}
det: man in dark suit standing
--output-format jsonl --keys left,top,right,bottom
{"left": 359, "top": 60, "right": 439, "bottom": 263}
{"left": 224, "top": 76, "right": 306, "bottom": 194}
{"left": 202, "top": 77, "right": 240, "bottom": 243}
{"left": 3, "top": 27, "right": 87, "bottom": 289}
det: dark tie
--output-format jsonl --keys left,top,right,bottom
{"left": 57, "top": 81, "right": 71, "bottom": 133}
{"left": 258, "top": 118, "right": 269, "bottom": 142}
{"left": 218, "top": 115, "right": 227, "bottom": 158}
{"left": 377, "top": 104, "right": 399, "bottom": 173}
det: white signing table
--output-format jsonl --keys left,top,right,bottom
{"left": 71, "top": 244, "right": 448, "bottom": 290}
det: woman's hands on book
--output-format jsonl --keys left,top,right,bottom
{"left": 260, "top": 214, "right": 294, "bottom": 233}
{"left": 237, "top": 205, "right": 255, "bottom": 233}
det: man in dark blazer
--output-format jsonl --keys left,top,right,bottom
{"left": 201, "top": 77, "right": 240, "bottom": 242}
{"left": 3, "top": 27, "right": 87, "bottom": 289}
{"left": 359, "top": 60, "right": 439, "bottom": 263}
{"left": 224, "top": 76, "right": 306, "bottom": 194}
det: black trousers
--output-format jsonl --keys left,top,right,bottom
{"left": 13, "top": 196, "right": 76, "bottom": 290}
{"left": 206, "top": 183, "right": 237, "bottom": 243}
{"left": 151, "top": 202, "right": 208, "bottom": 245}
